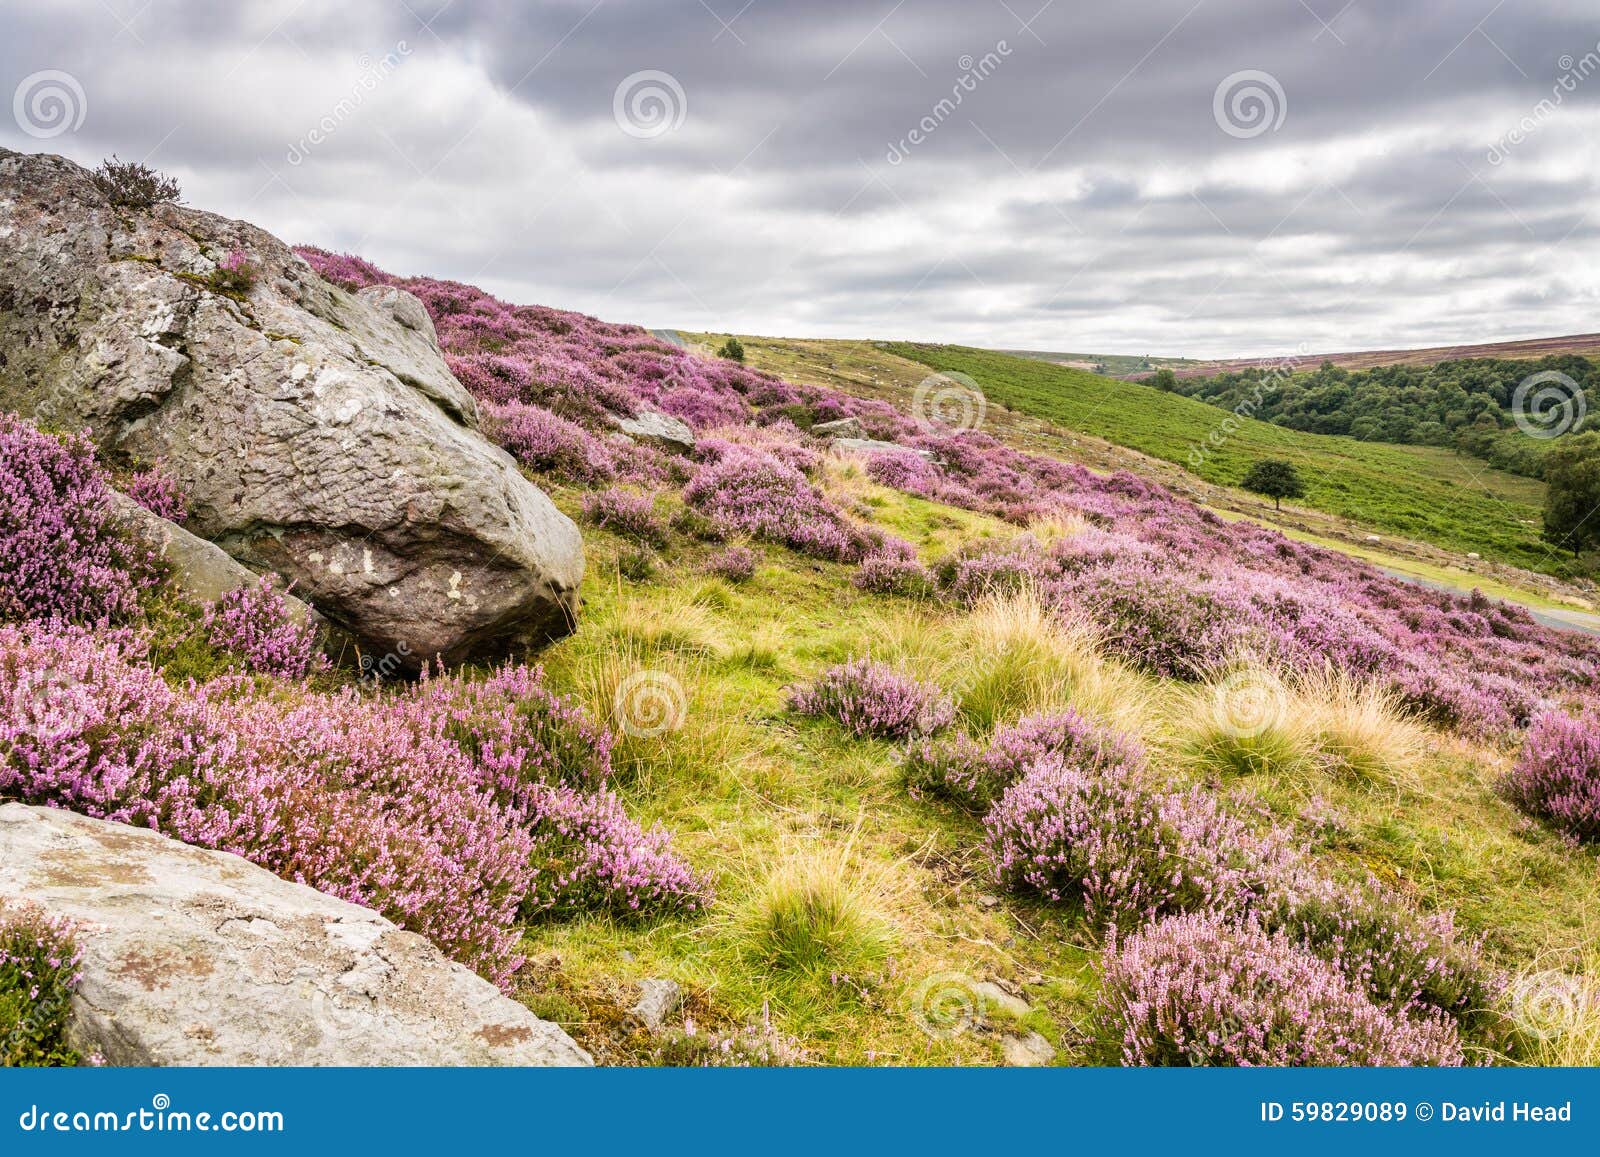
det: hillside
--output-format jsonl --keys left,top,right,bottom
{"left": 879, "top": 342, "right": 1560, "bottom": 576}
{"left": 4, "top": 153, "right": 1600, "bottom": 1071}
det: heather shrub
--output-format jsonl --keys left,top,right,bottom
{"left": 908, "top": 710, "right": 1141, "bottom": 811}
{"left": 684, "top": 447, "right": 872, "bottom": 563}
{"left": 788, "top": 659, "right": 955, "bottom": 741}
{"left": 985, "top": 759, "right": 1282, "bottom": 929}
{"left": 581, "top": 488, "right": 668, "bottom": 548}
{"left": 1096, "top": 914, "right": 1465, "bottom": 1067}
{"left": 207, "top": 247, "right": 258, "bottom": 294}
{"left": 125, "top": 465, "right": 189, "bottom": 523}
{"left": 1503, "top": 710, "right": 1600, "bottom": 843}
{"left": 852, "top": 553, "right": 937, "bottom": 599}
{"left": 0, "top": 904, "right": 86, "bottom": 1067}
{"left": 203, "top": 575, "right": 326, "bottom": 679}
{"left": 706, "top": 544, "right": 758, "bottom": 582}
{"left": 91, "top": 155, "right": 180, "bottom": 208}
{"left": 0, "top": 414, "right": 156, "bottom": 624}
{"left": 414, "top": 662, "right": 613, "bottom": 793}
{"left": 519, "top": 784, "right": 711, "bottom": 919}
{"left": 484, "top": 401, "right": 615, "bottom": 483}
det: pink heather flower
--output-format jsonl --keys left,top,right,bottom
{"left": 787, "top": 658, "right": 956, "bottom": 740}
{"left": 580, "top": 488, "right": 668, "bottom": 548}
{"left": 125, "top": 465, "right": 189, "bottom": 524}
{"left": 0, "top": 413, "right": 157, "bottom": 624}
{"left": 1097, "top": 913, "right": 1466, "bottom": 1067}
{"left": 203, "top": 575, "right": 327, "bottom": 680}
{"left": 705, "top": 544, "right": 758, "bottom": 583}
{"left": 1503, "top": 709, "right": 1600, "bottom": 843}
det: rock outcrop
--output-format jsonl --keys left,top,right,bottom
{"left": 109, "top": 492, "right": 319, "bottom": 627}
{"left": 0, "top": 149, "right": 582, "bottom": 669}
{"left": 0, "top": 803, "right": 591, "bottom": 1066}
{"left": 608, "top": 409, "right": 695, "bottom": 453}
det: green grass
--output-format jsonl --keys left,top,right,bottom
{"left": 881, "top": 342, "right": 1560, "bottom": 574}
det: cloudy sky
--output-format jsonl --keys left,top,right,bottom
{"left": 3, "top": 0, "right": 1599, "bottom": 357}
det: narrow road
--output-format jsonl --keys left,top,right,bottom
{"left": 1377, "top": 566, "right": 1600, "bottom": 637}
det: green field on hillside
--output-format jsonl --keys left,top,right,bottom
{"left": 882, "top": 342, "right": 1558, "bottom": 574}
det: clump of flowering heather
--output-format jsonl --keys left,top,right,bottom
{"left": 484, "top": 400, "right": 615, "bottom": 483}
{"left": 0, "top": 903, "right": 86, "bottom": 1067}
{"left": 203, "top": 575, "right": 326, "bottom": 680}
{"left": 0, "top": 414, "right": 156, "bottom": 624}
{"left": 852, "top": 552, "right": 938, "bottom": 599}
{"left": 125, "top": 465, "right": 189, "bottom": 524}
{"left": 518, "top": 784, "right": 712, "bottom": 919}
{"left": 684, "top": 447, "right": 875, "bottom": 563}
{"left": 207, "top": 248, "right": 258, "bottom": 294}
{"left": 788, "top": 659, "right": 955, "bottom": 741}
{"left": 580, "top": 488, "right": 668, "bottom": 548}
{"left": 1502, "top": 710, "right": 1600, "bottom": 843}
{"left": 1096, "top": 914, "right": 1466, "bottom": 1067}
{"left": 706, "top": 544, "right": 758, "bottom": 582}
{"left": 908, "top": 710, "right": 1143, "bottom": 811}
{"left": 414, "top": 662, "right": 614, "bottom": 793}
{"left": 984, "top": 757, "right": 1287, "bottom": 929}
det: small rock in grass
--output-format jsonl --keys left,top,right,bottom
{"left": 628, "top": 978, "right": 683, "bottom": 1033}
{"left": 1001, "top": 1031, "right": 1056, "bottom": 1067}
{"left": 971, "top": 980, "right": 1031, "bottom": 1018}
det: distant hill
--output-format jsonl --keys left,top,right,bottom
{"left": 1129, "top": 333, "right": 1600, "bottom": 381}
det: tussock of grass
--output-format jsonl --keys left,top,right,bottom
{"left": 1179, "top": 661, "right": 1429, "bottom": 789}
{"left": 730, "top": 828, "right": 902, "bottom": 979}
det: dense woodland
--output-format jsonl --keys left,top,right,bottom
{"left": 1156, "top": 355, "right": 1600, "bottom": 480}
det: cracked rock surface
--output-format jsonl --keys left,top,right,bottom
{"left": 0, "top": 803, "right": 591, "bottom": 1066}
{"left": 0, "top": 149, "right": 581, "bottom": 669}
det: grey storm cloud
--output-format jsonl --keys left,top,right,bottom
{"left": 2, "top": 0, "right": 1598, "bottom": 356}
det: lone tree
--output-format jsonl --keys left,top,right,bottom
{"left": 716, "top": 336, "right": 746, "bottom": 363}
{"left": 1541, "top": 431, "right": 1600, "bottom": 558}
{"left": 1240, "top": 458, "right": 1306, "bottom": 510}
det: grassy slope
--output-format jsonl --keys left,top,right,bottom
{"left": 508, "top": 472, "right": 1599, "bottom": 1066}
{"left": 881, "top": 342, "right": 1555, "bottom": 573}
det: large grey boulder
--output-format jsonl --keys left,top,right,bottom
{"left": 0, "top": 149, "right": 581, "bottom": 670}
{"left": 0, "top": 803, "right": 591, "bottom": 1067}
